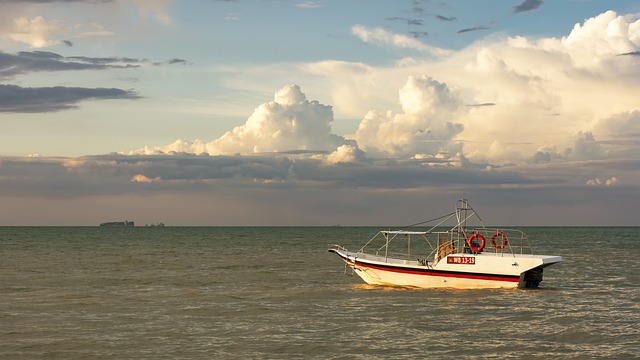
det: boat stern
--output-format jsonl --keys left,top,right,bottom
{"left": 518, "top": 255, "right": 563, "bottom": 289}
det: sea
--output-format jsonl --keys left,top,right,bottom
{"left": 1, "top": 226, "right": 638, "bottom": 359}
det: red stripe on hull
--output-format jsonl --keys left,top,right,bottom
{"left": 348, "top": 259, "right": 520, "bottom": 283}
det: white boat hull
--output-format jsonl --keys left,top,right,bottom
{"left": 330, "top": 249, "right": 562, "bottom": 289}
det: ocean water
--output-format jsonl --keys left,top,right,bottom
{"left": 1, "top": 226, "right": 639, "bottom": 359}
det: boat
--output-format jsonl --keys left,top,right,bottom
{"left": 145, "top": 222, "right": 165, "bottom": 227}
{"left": 99, "top": 221, "right": 134, "bottom": 227}
{"left": 328, "top": 199, "right": 562, "bottom": 289}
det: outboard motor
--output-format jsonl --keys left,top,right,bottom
{"left": 523, "top": 267, "right": 544, "bottom": 288}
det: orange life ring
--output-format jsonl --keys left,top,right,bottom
{"left": 491, "top": 232, "right": 509, "bottom": 249}
{"left": 467, "top": 233, "right": 485, "bottom": 253}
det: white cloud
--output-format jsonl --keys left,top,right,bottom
{"left": 351, "top": 25, "right": 452, "bottom": 57}
{"left": 586, "top": 177, "right": 602, "bottom": 186}
{"left": 323, "top": 145, "right": 367, "bottom": 165}
{"left": 0, "top": 1, "right": 167, "bottom": 48}
{"left": 354, "top": 75, "right": 464, "bottom": 158}
{"left": 208, "top": 11, "right": 637, "bottom": 163}
{"left": 133, "top": 0, "right": 173, "bottom": 26}
{"left": 5, "top": 16, "right": 70, "bottom": 48}
{"left": 606, "top": 176, "right": 618, "bottom": 186}
{"left": 558, "top": 11, "right": 639, "bottom": 67}
{"left": 78, "top": 22, "right": 116, "bottom": 38}
{"left": 128, "top": 85, "right": 350, "bottom": 155}
{"left": 586, "top": 176, "right": 618, "bottom": 187}
{"left": 296, "top": 1, "right": 322, "bottom": 9}
{"left": 128, "top": 10, "right": 640, "bottom": 170}
{"left": 131, "top": 174, "right": 160, "bottom": 183}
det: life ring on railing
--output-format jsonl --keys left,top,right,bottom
{"left": 491, "top": 232, "right": 509, "bottom": 249}
{"left": 467, "top": 234, "right": 485, "bottom": 253}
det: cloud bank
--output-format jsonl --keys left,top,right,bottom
{"left": 128, "top": 11, "right": 640, "bottom": 168}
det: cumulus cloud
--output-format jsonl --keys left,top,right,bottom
{"left": 594, "top": 110, "right": 640, "bottom": 138}
{"left": 530, "top": 132, "right": 605, "bottom": 163}
{"left": 442, "top": 11, "right": 639, "bottom": 165}
{"left": 323, "top": 145, "right": 368, "bottom": 165}
{"left": 355, "top": 75, "right": 464, "bottom": 158}
{"left": 532, "top": 145, "right": 568, "bottom": 164}
{"left": 131, "top": 174, "right": 160, "bottom": 183}
{"left": 129, "top": 10, "right": 638, "bottom": 170}
{"left": 127, "top": 78, "right": 466, "bottom": 165}
{"left": 591, "top": 110, "right": 640, "bottom": 157}
{"left": 586, "top": 176, "right": 618, "bottom": 187}
{"left": 570, "top": 131, "right": 604, "bottom": 161}
{"left": 531, "top": 11, "right": 640, "bottom": 68}
{"left": 128, "top": 85, "right": 351, "bottom": 155}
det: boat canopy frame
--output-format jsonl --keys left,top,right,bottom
{"left": 354, "top": 199, "right": 536, "bottom": 264}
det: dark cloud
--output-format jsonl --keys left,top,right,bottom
{"left": 410, "top": 31, "right": 429, "bottom": 38}
{"left": 466, "top": 103, "right": 496, "bottom": 107}
{"left": 153, "top": 58, "right": 192, "bottom": 66}
{"left": 411, "top": 6, "right": 426, "bottom": 16}
{"left": 513, "top": 0, "right": 543, "bottom": 14}
{"left": 62, "top": 40, "right": 73, "bottom": 47}
{"left": 436, "top": 15, "right": 457, "bottom": 22}
{"left": 0, "top": 153, "right": 538, "bottom": 198}
{"left": 0, "top": 84, "right": 140, "bottom": 113}
{"left": 168, "top": 58, "right": 189, "bottom": 65}
{"left": 457, "top": 26, "right": 489, "bottom": 34}
{"left": 0, "top": 51, "right": 141, "bottom": 80}
{"left": 118, "top": 77, "right": 140, "bottom": 82}
{"left": 1, "top": 154, "right": 638, "bottom": 225}
{"left": 619, "top": 51, "right": 640, "bottom": 56}
{"left": 386, "top": 17, "right": 423, "bottom": 26}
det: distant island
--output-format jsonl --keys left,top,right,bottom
{"left": 99, "top": 221, "right": 134, "bottom": 227}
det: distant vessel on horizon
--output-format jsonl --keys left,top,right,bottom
{"left": 100, "top": 221, "right": 134, "bottom": 227}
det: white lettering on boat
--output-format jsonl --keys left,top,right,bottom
{"left": 447, "top": 256, "right": 475, "bottom": 265}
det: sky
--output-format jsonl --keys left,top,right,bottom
{"left": 1, "top": 0, "right": 639, "bottom": 226}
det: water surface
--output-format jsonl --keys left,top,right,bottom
{"left": 1, "top": 226, "right": 638, "bottom": 358}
